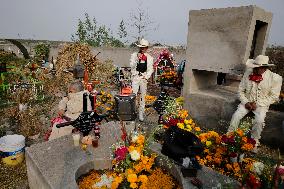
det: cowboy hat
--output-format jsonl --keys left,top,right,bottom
{"left": 136, "top": 39, "right": 149, "bottom": 48}
{"left": 246, "top": 55, "right": 274, "bottom": 68}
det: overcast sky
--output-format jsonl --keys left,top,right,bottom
{"left": 0, "top": 0, "right": 283, "bottom": 46}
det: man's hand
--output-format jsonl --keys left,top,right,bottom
{"left": 250, "top": 102, "right": 257, "bottom": 111}
{"left": 245, "top": 102, "right": 252, "bottom": 110}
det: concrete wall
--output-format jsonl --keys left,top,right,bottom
{"left": 0, "top": 41, "right": 186, "bottom": 68}
{"left": 91, "top": 47, "right": 186, "bottom": 67}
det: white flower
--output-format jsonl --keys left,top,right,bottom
{"left": 130, "top": 150, "right": 140, "bottom": 161}
{"left": 251, "top": 162, "right": 264, "bottom": 175}
{"left": 93, "top": 174, "right": 113, "bottom": 188}
{"left": 131, "top": 135, "right": 138, "bottom": 143}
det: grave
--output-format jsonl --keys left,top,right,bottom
{"left": 26, "top": 120, "right": 240, "bottom": 189}
{"left": 26, "top": 121, "right": 122, "bottom": 189}
{"left": 182, "top": 6, "right": 284, "bottom": 150}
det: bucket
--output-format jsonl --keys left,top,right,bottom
{"left": 0, "top": 135, "right": 25, "bottom": 166}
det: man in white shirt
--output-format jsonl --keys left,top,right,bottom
{"left": 228, "top": 55, "right": 283, "bottom": 152}
{"left": 130, "top": 39, "right": 154, "bottom": 121}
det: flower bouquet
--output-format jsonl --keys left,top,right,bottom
{"left": 95, "top": 90, "right": 115, "bottom": 116}
{"left": 221, "top": 129, "right": 256, "bottom": 160}
{"left": 78, "top": 132, "right": 182, "bottom": 189}
{"left": 159, "top": 70, "right": 178, "bottom": 86}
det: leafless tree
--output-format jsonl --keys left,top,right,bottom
{"left": 128, "top": 1, "right": 159, "bottom": 43}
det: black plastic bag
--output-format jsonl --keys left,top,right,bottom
{"left": 161, "top": 126, "right": 204, "bottom": 163}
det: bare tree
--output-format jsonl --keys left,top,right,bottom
{"left": 128, "top": 1, "right": 158, "bottom": 43}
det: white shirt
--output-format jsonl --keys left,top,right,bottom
{"left": 239, "top": 69, "right": 282, "bottom": 107}
{"left": 130, "top": 52, "right": 154, "bottom": 80}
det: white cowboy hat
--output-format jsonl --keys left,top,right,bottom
{"left": 246, "top": 55, "right": 274, "bottom": 68}
{"left": 136, "top": 39, "right": 149, "bottom": 48}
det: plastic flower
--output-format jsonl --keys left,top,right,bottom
{"left": 130, "top": 150, "right": 140, "bottom": 161}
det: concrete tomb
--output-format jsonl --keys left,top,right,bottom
{"left": 183, "top": 5, "right": 284, "bottom": 150}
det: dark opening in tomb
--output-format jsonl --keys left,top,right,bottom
{"left": 249, "top": 20, "right": 268, "bottom": 59}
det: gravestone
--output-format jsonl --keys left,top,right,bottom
{"left": 183, "top": 6, "right": 274, "bottom": 132}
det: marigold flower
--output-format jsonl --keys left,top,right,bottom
{"left": 241, "top": 143, "right": 254, "bottom": 151}
{"left": 137, "top": 135, "right": 145, "bottom": 145}
{"left": 130, "top": 182, "right": 138, "bottom": 188}
{"left": 214, "top": 157, "right": 222, "bottom": 165}
{"left": 141, "top": 155, "right": 149, "bottom": 165}
{"left": 128, "top": 146, "right": 135, "bottom": 152}
{"left": 195, "top": 127, "right": 201, "bottom": 131}
{"left": 206, "top": 155, "right": 212, "bottom": 161}
{"left": 111, "top": 181, "right": 119, "bottom": 189}
{"left": 236, "top": 129, "right": 244, "bottom": 137}
{"left": 204, "top": 149, "right": 210, "bottom": 154}
{"left": 138, "top": 175, "right": 148, "bottom": 183}
{"left": 186, "top": 124, "right": 192, "bottom": 130}
{"left": 163, "top": 125, "right": 169, "bottom": 129}
{"left": 184, "top": 119, "right": 189, "bottom": 125}
{"left": 126, "top": 169, "right": 134, "bottom": 175}
{"left": 226, "top": 164, "right": 233, "bottom": 170}
{"left": 206, "top": 141, "right": 212, "bottom": 147}
{"left": 134, "top": 164, "right": 143, "bottom": 173}
{"left": 114, "top": 176, "right": 123, "bottom": 183}
{"left": 177, "top": 123, "right": 185, "bottom": 129}
{"left": 209, "top": 131, "right": 219, "bottom": 138}
{"left": 127, "top": 174, "right": 138, "bottom": 183}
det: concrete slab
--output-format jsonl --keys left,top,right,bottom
{"left": 26, "top": 121, "right": 122, "bottom": 189}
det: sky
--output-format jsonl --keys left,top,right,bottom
{"left": 0, "top": 0, "right": 284, "bottom": 46}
